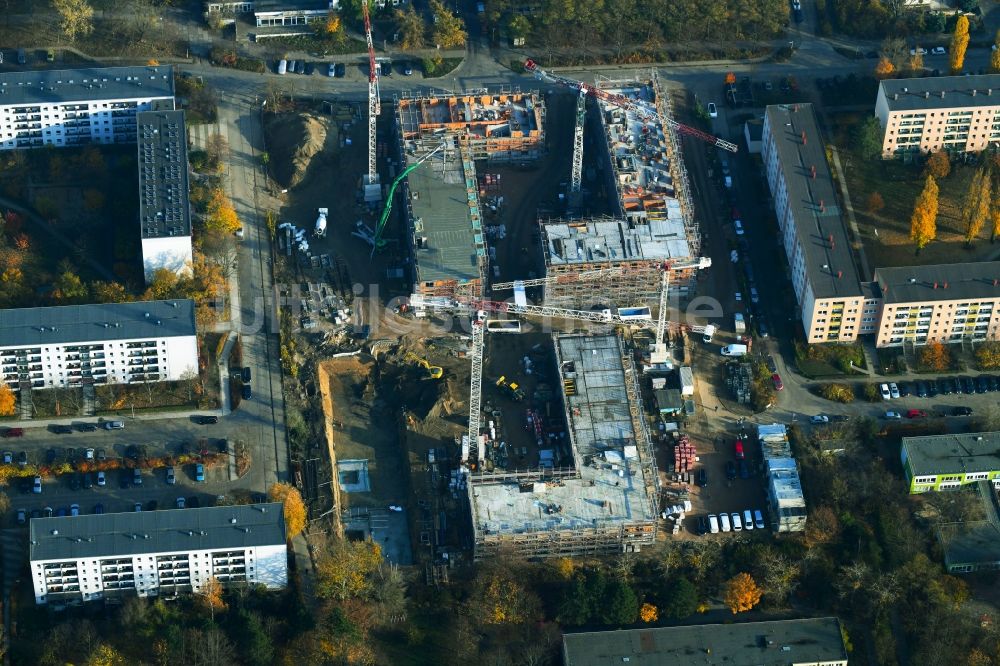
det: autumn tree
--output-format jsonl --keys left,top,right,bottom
{"left": 910, "top": 174, "right": 939, "bottom": 254}
{"left": 205, "top": 188, "right": 241, "bottom": 234}
{"left": 315, "top": 537, "right": 382, "bottom": 600}
{"left": 322, "top": 10, "right": 342, "bottom": 36}
{"left": 879, "top": 36, "right": 907, "bottom": 71}
{"left": 52, "top": 0, "right": 95, "bottom": 42}
{"left": 908, "top": 49, "right": 924, "bottom": 73}
{"left": 430, "top": 0, "right": 467, "bottom": 48}
{"left": 205, "top": 133, "right": 228, "bottom": 173}
{"left": 85, "top": 643, "right": 127, "bottom": 666}
{"left": 52, "top": 267, "right": 89, "bottom": 303}
{"left": 919, "top": 340, "right": 951, "bottom": 372}
{"left": 197, "top": 576, "right": 227, "bottom": 621}
{"left": 992, "top": 185, "right": 1000, "bottom": 242}
{"left": 90, "top": 281, "right": 130, "bottom": 304}
{"left": 724, "top": 572, "right": 763, "bottom": 614}
{"left": 0, "top": 383, "right": 15, "bottom": 417}
{"left": 992, "top": 46, "right": 1000, "bottom": 74}
{"left": 639, "top": 602, "right": 658, "bottom": 623}
{"left": 470, "top": 565, "right": 541, "bottom": 625}
{"left": 975, "top": 341, "right": 1000, "bottom": 369}
{"left": 962, "top": 165, "right": 992, "bottom": 246}
{"left": 950, "top": 15, "right": 970, "bottom": 74}
{"left": 874, "top": 57, "right": 895, "bottom": 79}
{"left": 396, "top": 5, "right": 426, "bottom": 50}
{"left": 866, "top": 191, "right": 885, "bottom": 214}
{"left": 267, "top": 481, "right": 306, "bottom": 537}
{"left": 925, "top": 150, "right": 951, "bottom": 179}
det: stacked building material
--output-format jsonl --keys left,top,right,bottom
{"left": 673, "top": 435, "right": 696, "bottom": 472}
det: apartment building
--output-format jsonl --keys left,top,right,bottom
{"left": 0, "top": 300, "right": 198, "bottom": 391}
{"left": 762, "top": 104, "right": 872, "bottom": 343}
{"left": 0, "top": 66, "right": 174, "bottom": 151}
{"left": 876, "top": 74, "right": 1000, "bottom": 157}
{"left": 872, "top": 263, "right": 1000, "bottom": 347}
{"left": 902, "top": 431, "right": 1000, "bottom": 493}
{"left": 29, "top": 504, "right": 288, "bottom": 604}
{"left": 137, "top": 110, "right": 193, "bottom": 281}
{"left": 562, "top": 617, "right": 848, "bottom": 666}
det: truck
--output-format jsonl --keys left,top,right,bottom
{"left": 610, "top": 306, "right": 652, "bottom": 322}
{"left": 315, "top": 208, "right": 328, "bottom": 237}
{"left": 733, "top": 313, "right": 746, "bottom": 334}
{"left": 720, "top": 344, "right": 748, "bottom": 357}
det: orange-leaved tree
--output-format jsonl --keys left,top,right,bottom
{"left": 874, "top": 57, "right": 895, "bottom": 79}
{"left": 205, "top": 188, "right": 241, "bottom": 235}
{"left": 724, "top": 572, "right": 763, "bottom": 614}
{"left": 919, "top": 340, "right": 951, "bottom": 372}
{"left": 925, "top": 150, "right": 950, "bottom": 179}
{"left": 640, "top": 602, "right": 659, "bottom": 623}
{"left": 963, "top": 165, "right": 992, "bottom": 246}
{"left": 866, "top": 191, "right": 885, "bottom": 214}
{"left": 910, "top": 174, "right": 939, "bottom": 254}
{"left": 950, "top": 15, "right": 970, "bottom": 74}
{"left": 268, "top": 482, "right": 307, "bottom": 538}
{"left": 0, "top": 383, "right": 15, "bottom": 416}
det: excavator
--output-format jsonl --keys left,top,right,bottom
{"left": 496, "top": 375, "right": 525, "bottom": 401}
{"left": 404, "top": 352, "right": 443, "bottom": 379}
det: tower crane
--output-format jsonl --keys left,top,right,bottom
{"left": 524, "top": 59, "right": 738, "bottom": 153}
{"left": 362, "top": 0, "right": 382, "bottom": 202}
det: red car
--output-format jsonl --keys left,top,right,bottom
{"left": 2, "top": 428, "right": 23, "bottom": 438}
{"left": 734, "top": 439, "right": 745, "bottom": 459}
{"left": 772, "top": 373, "right": 783, "bottom": 391}
{"left": 906, "top": 409, "right": 928, "bottom": 419}
{"left": 731, "top": 206, "right": 741, "bottom": 220}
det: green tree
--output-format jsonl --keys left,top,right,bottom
{"left": 910, "top": 174, "right": 939, "bottom": 254}
{"left": 661, "top": 576, "right": 699, "bottom": 619}
{"left": 558, "top": 569, "right": 602, "bottom": 625}
{"left": 52, "top": 268, "right": 89, "bottom": 303}
{"left": 508, "top": 14, "right": 531, "bottom": 41}
{"left": 430, "top": 0, "right": 467, "bottom": 48}
{"left": 854, "top": 116, "right": 883, "bottom": 161}
{"left": 396, "top": 5, "right": 426, "bottom": 49}
{"left": 600, "top": 578, "right": 639, "bottom": 625}
{"left": 234, "top": 609, "right": 274, "bottom": 666}
{"left": 52, "top": 0, "right": 95, "bottom": 42}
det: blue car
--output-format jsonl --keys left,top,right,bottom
{"left": 195, "top": 464, "right": 205, "bottom": 482}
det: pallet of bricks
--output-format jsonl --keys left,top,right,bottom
{"left": 673, "top": 435, "right": 696, "bottom": 481}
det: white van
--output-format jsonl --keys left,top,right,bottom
{"left": 731, "top": 512, "right": 743, "bottom": 531}
{"left": 721, "top": 344, "right": 748, "bottom": 357}
{"left": 743, "top": 509, "right": 754, "bottom": 530}
{"left": 708, "top": 514, "right": 719, "bottom": 534}
{"left": 719, "top": 513, "right": 731, "bottom": 532}
{"left": 277, "top": 59, "right": 287, "bottom": 75}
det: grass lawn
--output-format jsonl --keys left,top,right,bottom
{"left": 829, "top": 111, "right": 1000, "bottom": 270}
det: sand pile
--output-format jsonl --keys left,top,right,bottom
{"left": 264, "top": 112, "right": 339, "bottom": 189}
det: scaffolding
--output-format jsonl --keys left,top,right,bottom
{"left": 536, "top": 215, "right": 700, "bottom": 309}
{"left": 570, "top": 90, "right": 586, "bottom": 193}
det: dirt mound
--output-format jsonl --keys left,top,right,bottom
{"left": 265, "top": 112, "right": 340, "bottom": 189}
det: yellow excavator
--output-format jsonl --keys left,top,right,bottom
{"left": 405, "top": 352, "right": 443, "bottom": 379}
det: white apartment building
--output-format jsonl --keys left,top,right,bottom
{"left": 762, "top": 103, "right": 871, "bottom": 343}
{"left": 872, "top": 263, "right": 1000, "bottom": 347}
{"left": 0, "top": 300, "right": 198, "bottom": 391}
{"left": 30, "top": 503, "right": 288, "bottom": 604}
{"left": 0, "top": 66, "right": 174, "bottom": 151}
{"left": 138, "top": 110, "right": 193, "bottom": 281}
{"left": 876, "top": 74, "right": 1000, "bottom": 158}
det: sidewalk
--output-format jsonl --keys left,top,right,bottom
{"left": 2, "top": 408, "right": 219, "bottom": 429}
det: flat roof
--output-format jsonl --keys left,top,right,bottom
{"left": 542, "top": 217, "right": 690, "bottom": 267}
{"left": 0, "top": 66, "right": 173, "bottom": 107}
{"left": 255, "top": 0, "right": 331, "bottom": 9}
{"left": 0, "top": 299, "right": 196, "bottom": 348}
{"left": 875, "top": 262, "right": 1000, "bottom": 304}
{"left": 137, "top": 110, "right": 192, "bottom": 240}
{"left": 30, "top": 503, "right": 286, "bottom": 562}
{"left": 880, "top": 74, "right": 1000, "bottom": 113}
{"left": 407, "top": 151, "right": 481, "bottom": 285}
{"left": 397, "top": 91, "right": 542, "bottom": 140}
{"left": 562, "top": 617, "right": 847, "bottom": 666}
{"left": 764, "top": 104, "right": 863, "bottom": 300}
{"left": 472, "top": 334, "right": 657, "bottom": 535}
{"left": 902, "top": 431, "right": 1000, "bottom": 477}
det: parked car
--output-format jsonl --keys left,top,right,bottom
{"left": 133, "top": 468, "right": 142, "bottom": 485}
{"left": 241, "top": 367, "right": 252, "bottom": 383}
{"left": 56, "top": 507, "right": 67, "bottom": 517}
{"left": 977, "top": 375, "right": 991, "bottom": 393}
{"left": 97, "top": 471, "right": 106, "bottom": 487}
{"left": 771, "top": 373, "right": 783, "bottom": 391}
{"left": 738, "top": 459, "right": 749, "bottom": 479}
{"left": 883, "top": 411, "right": 902, "bottom": 419}
{"left": 195, "top": 464, "right": 205, "bottom": 482}
{"left": 70, "top": 504, "right": 80, "bottom": 517}
{"left": 766, "top": 355, "right": 778, "bottom": 373}
{"left": 96, "top": 448, "right": 106, "bottom": 461}
{"left": 242, "top": 385, "right": 252, "bottom": 400}
{"left": 697, "top": 468, "right": 708, "bottom": 487}
{"left": 32, "top": 476, "right": 41, "bottom": 494}
{"left": 743, "top": 509, "right": 754, "bottom": 531}
{"left": 166, "top": 466, "right": 176, "bottom": 485}
{"left": 750, "top": 287, "right": 760, "bottom": 304}
{"left": 327, "top": 63, "right": 335, "bottom": 77}
{"left": 295, "top": 60, "right": 305, "bottom": 75}
{"left": 134, "top": 502, "right": 142, "bottom": 512}
{"left": 926, "top": 379, "right": 939, "bottom": 396}
{"left": 830, "top": 415, "right": 850, "bottom": 423}
{"left": 725, "top": 460, "right": 737, "bottom": 480}
{"left": 810, "top": 415, "right": 829, "bottom": 424}
{"left": 52, "top": 424, "right": 72, "bottom": 434}
{"left": 199, "top": 415, "right": 219, "bottom": 425}
{"left": 734, "top": 439, "right": 745, "bottom": 459}
{"left": 879, "top": 383, "right": 892, "bottom": 400}
{"left": 707, "top": 102, "right": 718, "bottom": 118}
{"left": 94, "top": 503, "right": 104, "bottom": 514}
{"left": 380, "top": 61, "right": 391, "bottom": 76}
{"left": 910, "top": 47, "right": 928, "bottom": 56}
{"left": 939, "top": 377, "right": 954, "bottom": 395}
{"left": 70, "top": 474, "right": 80, "bottom": 491}
{"left": 176, "top": 496, "right": 186, "bottom": 509}
{"left": 77, "top": 423, "right": 97, "bottom": 432}
{"left": 277, "top": 59, "right": 287, "bottom": 75}
{"left": 731, "top": 512, "right": 743, "bottom": 531}
{"left": 103, "top": 420, "right": 124, "bottom": 430}
{"left": 403, "top": 61, "right": 413, "bottom": 75}
{"left": 753, "top": 509, "right": 765, "bottom": 530}
{"left": 953, "top": 406, "right": 974, "bottom": 416}
{"left": 889, "top": 382, "right": 900, "bottom": 399}
{"left": 334, "top": 63, "right": 346, "bottom": 77}
{"left": 82, "top": 473, "right": 93, "bottom": 490}
{"left": 2, "top": 451, "right": 11, "bottom": 464}
{"left": 915, "top": 381, "right": 929, "bottom": 398}
{"left": 43, "top": 507, "right": 53, "bottom": 517}
{"left": 907, "top": 409, "right": 928, "bottom": 419}
{"left": 3, "top": 428, "right": 24, "bottom": 438}
{"left": 986, "top": 375, "right": 999, "bottom": 392}
{"left": 896, "top": 382, "right": 911, "bottom": 397}
{"left": 961, "top": 376, "right": 975, "bottom": 394}
{"left": 85, "top": 448, "right": 95, "bottom": 460}
{"left": 733, "top": 220, "right": 744, "bottom": 235}
{"left": 16, "top": 508, "right": 25, "bottom": 525}
{"left": 696, "top": 515, "right": 708, "bottom": 535}
{"left": 931, "top": 46, "right": 946, "bottom": 55}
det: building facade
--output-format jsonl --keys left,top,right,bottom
{"left": 902, "top": 431, "right": 1000, "bottom": 493}
{"left": 762, "top": 104, "right": 869, "bottom": 343}
{"left": 0, "top": 66, "right": 174, "bottom": 151}
{"left": 137, "top": 110, "right": 193, "bottom": 281}
{"left": 253, "top": 0, "right": 339, "bottom": 27}
{"left": 876, "top": 74, "right": 1000, "bottom": 157}
{"left": 30, "top": 504, "right": 288, "bottom": 604}
{"left": 562, "top": 617, "right": 848, "bottom": 666}
{"left": 0, "top": 300, "right": 198, "bottom": 391}
{"left": 872, "top": 263, "right": 1000, "bottom": 347}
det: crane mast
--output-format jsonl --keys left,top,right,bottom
{"left": 524, "top": 59, "right": 738, "bottom": 153}
{"left": 362, "top": 0, "right": 381, "bottom": 200}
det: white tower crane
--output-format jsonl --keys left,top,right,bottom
{"left": 361, "top": 0, "right": 382, "bottom": 202}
